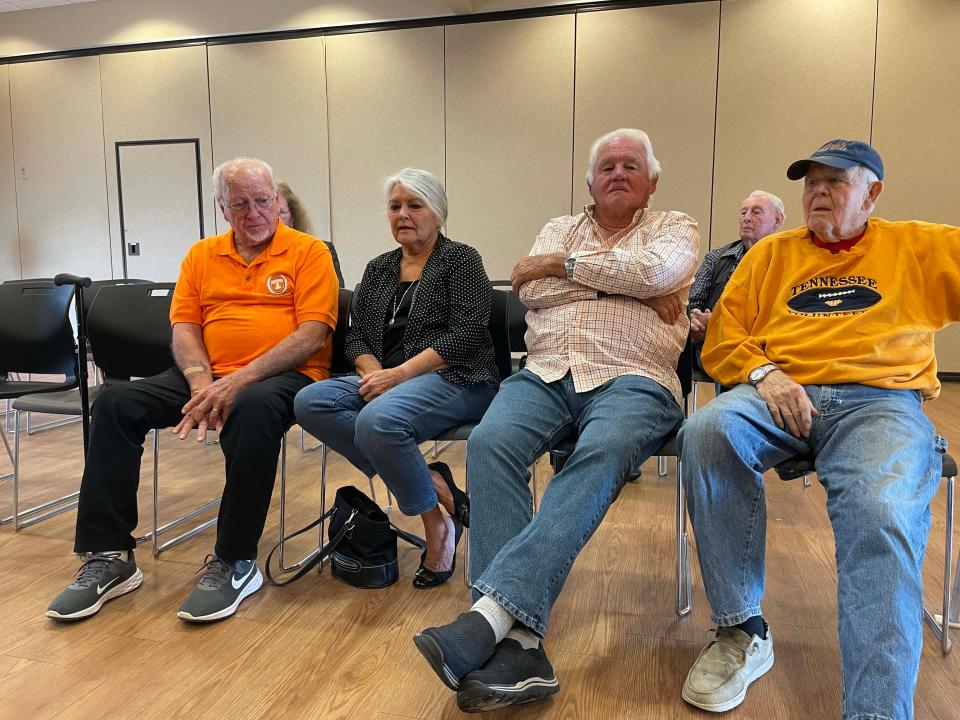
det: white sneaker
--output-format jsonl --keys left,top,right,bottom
{"left": 682, "top": 626, "right": 774, "bottom": 712}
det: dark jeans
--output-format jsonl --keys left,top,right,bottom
{"left": 74, "top": 367, "right": 312, "bottom": 561}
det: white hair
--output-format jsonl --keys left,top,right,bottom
{"left": 212, "top": 158, "right": 276, "bottom": 200}
{"left": 382, "top": 167, "right": 448, "bottom": 226}
{"left": 746, "top": 189, "right": 786, "bottom": 222}
{"left": 855, "top": 166, "right": 880, "bottom": 187}
{"left": 585, "top": 128, "right": 661, "bottom": 184}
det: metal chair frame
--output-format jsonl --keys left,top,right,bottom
{"left": 276, "top": 288, "right": 355, "bottom": 573}
{"left": 0, "top": 281, "right": 79, "bottom": 527}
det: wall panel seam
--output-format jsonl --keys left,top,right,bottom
{"left": 97, "top": 55, "right": 114, "bottom": 278}
{"left": 707, "top": 0, "right": 721, "bottom": 251}
{"left": 6, "top": 67, "right": 21, "bottom": 277}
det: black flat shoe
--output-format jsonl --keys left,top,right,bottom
{"left": 413, "top": 518, "right": 463, "bottom": 589}
{"left": 428, "top": 461, "right": 470, "bottom": 528}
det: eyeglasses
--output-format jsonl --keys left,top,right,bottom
{"left": 224, "top": 195, "right": 276, "bottom": 213}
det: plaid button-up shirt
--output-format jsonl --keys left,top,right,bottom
{"left": 519, "top": 205, "right": 699, "bottom": 404}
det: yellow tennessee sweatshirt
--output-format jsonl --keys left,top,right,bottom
{"left": 701, "top": 217, "right": 960, "bottom": 399}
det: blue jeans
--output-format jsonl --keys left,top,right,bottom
{"left": 679, "top": 383, "right": 943, "bottom": 720}
{"left": 468, "top": 369, "right": 682, "bottom": 637}
{"left": 294, "top": 373, "right": 496, "bottom": 515}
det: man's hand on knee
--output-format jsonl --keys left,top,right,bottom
{"left": 755, "top": 370, "right": 818, "bottom": 438}
{"left": 177, "top": 373, "right": 253, "bottom": 440}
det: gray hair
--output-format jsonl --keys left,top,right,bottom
{"left": 213, "top": 158, "right": 277, "bottom": 200}
{"left": 746, "top": 190, "right": 786, "bottom": 222}
{"left": 585, "top": 128, "right": 661, "bottom": 184}
{"left": 382, "top": 167, "right": 448, "bottom": 225}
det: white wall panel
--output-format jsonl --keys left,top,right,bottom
{"left": 713, "top": 0, "right": 876, "bottom": 246}
{"left": 446, "top": 15, "right": 574, "bottom": 281}
{"left": 873, "top": 0, "right": 960, "bottom": 373}
{"left": 0, "top": 65, "right": 19, "bottom": 281}
{"left": 326, "top": 27, "right": 444, "bottom": 287}
{"left": 209, "top": 37, "right": 331, "bottom": 245}
{"left": 10, "top": 56, "right": 111, "bottom": 279}
{"left": 574, "top": 2, "right": 718, "bottom": 255}
{"left": 100, "top": 45, "right": 214, "bottom": 280}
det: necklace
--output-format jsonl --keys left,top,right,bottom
{"left": 390, "top": 282, "right": 416, "bottom": 325}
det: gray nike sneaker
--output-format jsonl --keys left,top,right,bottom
{"left": 46, "top": 551, "right": 143, "bottom": 621}
{"left": 177, "top": 555, "right": 262, "bottom": 623}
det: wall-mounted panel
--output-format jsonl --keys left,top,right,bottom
{"left": 100, "top": 45, "right": 214, "bottom": 281}
{"left": 326, "top": 27, "right": 444, "bottom": 287}
{"left": 0, "top": 65, "right": 19, "bottom": 281}
{"left": 10, "top": 56, "right": 111, "bottom": 279}
{"left": 713, "top": 0, "right": 876, "bottom": 247}
{"left": 209, "top": 37, "right": 331, "bottom": 247}
{"left": 574, "top": 2, "right": 719, "bottom": 255}
{"left": 446, "top": 15, "right": 574, "bottom": 282}
{"left": 874, "top": 0, "right": 960, "bottom": 373}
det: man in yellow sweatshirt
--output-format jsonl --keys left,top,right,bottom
{"left": 678, "top": 139, "right": 959, "bottom": 720}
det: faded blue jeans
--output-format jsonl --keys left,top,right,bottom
{"left": 294, "top": 373, "right": 495, "bottom": 516}
{"left": 679, "top": 383, "right": 943, "bottom": 720}
{"left": 469, "top": 369, "right": 682, "bottom": 637}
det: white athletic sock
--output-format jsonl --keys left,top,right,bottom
{"left": 472, "top": 595, "right": 515, "bottom": 643}
{"left": 505, "top": 625, "right": 540, "bottom": 650}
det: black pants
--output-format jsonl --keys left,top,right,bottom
{"left": 74, "top": 367, "right": 312, "bottom": 561}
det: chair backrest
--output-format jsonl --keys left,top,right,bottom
{"left": 489, "top": 289, "right": 514, "bottom": 380}
{"left": 88, "top": 282, "right": 176, "bottom": 381}
{"left": 0, "top": 282, "right": 77, "bottom": 378}
{"left": 83, "top": 278, "right": 151, "bottom": 322}
{"left": 506, "top": 291, "right": 528, "bottom": 354}
{"left": 330, "top": 287, "right": 354, "bottom": 375}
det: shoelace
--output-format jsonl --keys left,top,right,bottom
{"left": 74, "top": 552, "right": 124, "bottom": 588}
{"left": 194, "top": 555, "right": 233, "bottom": 590}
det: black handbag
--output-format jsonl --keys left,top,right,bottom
{"left": 266, "top": 485, "right": 424, "bottom": 588}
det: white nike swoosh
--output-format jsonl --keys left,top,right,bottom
{"left": 97, "top": 577, "right": 119, "bottom": 595}
{"left": 231, "top": 564, "right": 256, "bottom": 590}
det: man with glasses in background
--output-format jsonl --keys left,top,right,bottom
{"left": 47, "top": 157, "right": 339, "bottom": 624}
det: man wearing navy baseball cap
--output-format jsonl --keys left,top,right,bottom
{"left": 679, "top": 138, "right": 960, "bottom": 719}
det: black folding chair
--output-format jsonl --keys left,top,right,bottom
{"left": 279, "top": 287, "right": 354, "bottom": 572}
{"left": 88, "top": 281, "right": 235, "bottom": 556}
{"left": 775, "top": 451, "right": 958, "bottom": 655}
{"left": 0, "top": 281, "right": 78, "bottom": 527}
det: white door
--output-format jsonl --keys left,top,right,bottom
{"left": 117, "top": 140, "right": 204, "bottom": 282}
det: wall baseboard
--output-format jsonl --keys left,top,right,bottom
{"left": 938, "top": 373, "right": 960, "bottom": 383}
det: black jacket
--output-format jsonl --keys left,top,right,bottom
{"left": 344, "top": 234, "right": 499, "bottom": 388}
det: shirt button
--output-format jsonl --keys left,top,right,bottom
{"left": 245, "top": 275, "right": 252, "bottom": 281}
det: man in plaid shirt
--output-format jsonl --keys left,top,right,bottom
{"left": 415, "top": 128, "right": 699, "bottom": 712}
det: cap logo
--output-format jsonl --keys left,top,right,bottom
{"left": 267, "top": 274, "right": 290, "bottom": 295}
{"left": 819, "top": 142, "right": 848, "bottom": 152}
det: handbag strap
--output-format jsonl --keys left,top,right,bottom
{"left": 265, "top": 505, "right": 356, "bottom": 586}
{"left": 265, "top": 504, "right": 429, "bottom": 587}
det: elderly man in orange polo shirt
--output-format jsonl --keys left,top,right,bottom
{"left": 47, "top": 157, "right": 339, "bottom": 624}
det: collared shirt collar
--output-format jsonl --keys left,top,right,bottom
{"left": 214, "top": 221, "right": 291, "bottom": 260}
{"left": 721, "top": 240, "right": 747, "bottom": 259}
{"left": 582, "top": 203, "right": 647, "bottom": 240}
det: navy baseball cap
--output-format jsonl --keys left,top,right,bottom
{"left": 786, "top": 139, "right": 884, "bottom": 181}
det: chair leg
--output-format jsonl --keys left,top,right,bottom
{"left": 676, "top": 456, "right": 692, "bottom": 617}
{"left": 802, "top": 474, "right": 812, "bottom": 487}
{"left": 924, "top": 473, "right": 955, "bottom": 654}
{"left": 8, "top": 409, "right": 79, "bottom": 530}
{"left": 0, "top": 416, "right": 13, "bottom": 484}
{"left": 658, "top": 455, "right": 668, "bottom": 476}
{"left": 145, "top": 428, "right": 220, "bottom": 556}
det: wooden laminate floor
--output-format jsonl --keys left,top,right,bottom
{"left": 0, "top": 384, "right": 958, "bottom": 719}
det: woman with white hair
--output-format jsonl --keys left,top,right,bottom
{"left": 295, "top": 168, "right": 499, "bottom": 588}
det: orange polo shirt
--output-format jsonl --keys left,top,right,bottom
{"left": 169, "top": 222, "right": 338, "bottom": 381}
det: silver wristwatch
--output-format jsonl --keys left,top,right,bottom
{"left": 564, "top": 255, "right": 577, "bottom": 279}
{"left": 748, "top": 363, "right": 778, "bottom": 386}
